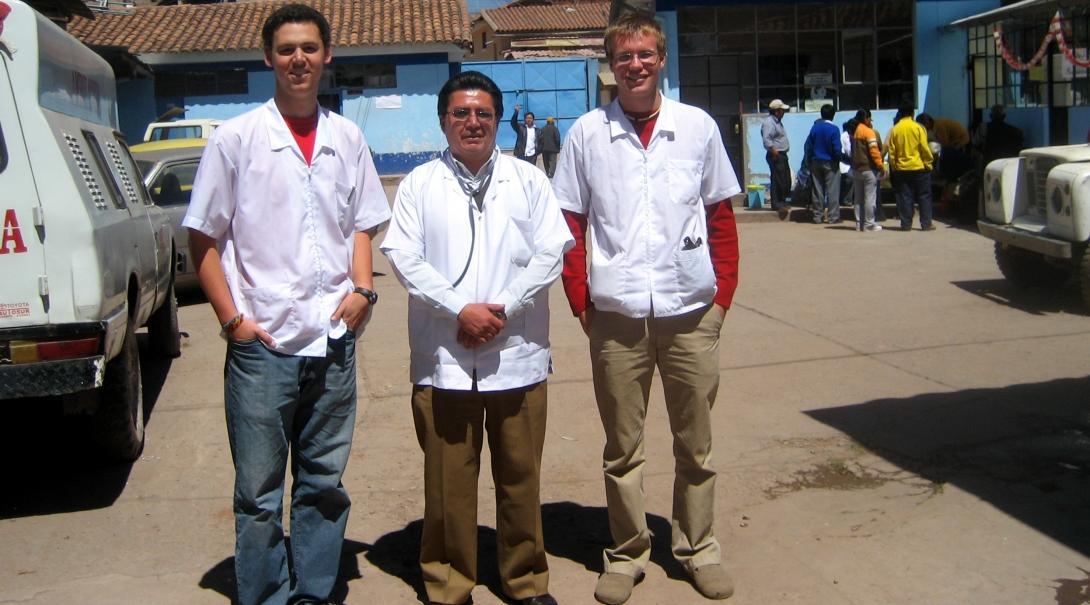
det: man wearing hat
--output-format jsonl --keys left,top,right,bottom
{"left": 539, "top": 116, "right": 562, "bottom": 178}
{"left": 761, "top": 99, "right": 792, "bottom": 220}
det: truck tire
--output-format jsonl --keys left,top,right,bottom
{"left": 148, "top": 280, "right": 181, "bottom": 358}
{"left": 1080, "top": 246, "right": 1090, "bottom": 313}
{"left": 93, "top": 320, "right": 145, "bottom": 462}
{"left": 994, "top": 242, "right": 1070, "bottom": 289}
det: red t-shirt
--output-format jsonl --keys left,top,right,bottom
{"left": 560, "top": 113, "right": 740, "bottom": 315}
{"left": 283, "top": 113, "right": 319, "bottom": 165}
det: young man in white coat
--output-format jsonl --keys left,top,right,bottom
{"left": 184, "top": 5, "right": 390, "bottom": 604}
{"left": 381, "top": 71, "right": 573, "bottom": 605}
{"left": 552, "top": 12, "right": 741, "bottom": 605}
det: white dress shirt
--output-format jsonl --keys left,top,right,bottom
{"left": 381, "top": 152, "right": 574, "bottom": 392}
{"left": 552, "top": 97, "right": 741, "bottom": 319}
{"left": 183, "top": 100, "right": 391, "bottom": 356}
{"left": 525, "top": 125, "right": 537, "bottom": 156}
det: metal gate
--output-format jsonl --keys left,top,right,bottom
{"left": 462, "top": 59, "right": 594, "bottom": 150}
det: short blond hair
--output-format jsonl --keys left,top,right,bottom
{"left": 604, "top": 12, "right": 666, "bottom": 61}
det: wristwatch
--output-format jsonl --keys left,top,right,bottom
{"left": 353, "top": 287, "right": 378, "bottom": 305}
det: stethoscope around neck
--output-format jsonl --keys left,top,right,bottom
{"left": 449, "top": 165, "right": 493, "bottom": 289}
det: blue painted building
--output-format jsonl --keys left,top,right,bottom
{"left": 70, "top": 0, "right": 471, "bottom": 175}
{"left": 653, "top": 0, "right": 1004, "bottom": 184}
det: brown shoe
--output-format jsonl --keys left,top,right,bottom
{"left": 777, "top": 206, "right": 790, "bottom": 220}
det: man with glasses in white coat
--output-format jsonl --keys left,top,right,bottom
{"left": 552, "top": 11, "right": 741, "bottom": 605}
{"left": 381, "top": 71, "right": 573, "bottom": 605}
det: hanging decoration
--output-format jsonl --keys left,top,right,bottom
{"left": 1052, "top": 11, "right": 1090, "bottom": 68}
{"left": 992, "top": 13, "right": 1059, "bottom": 71}
{"left": 993, "top": 11, "right": 1090, "bottom": 71}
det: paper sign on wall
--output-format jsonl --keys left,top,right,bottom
{"left": 375, "top": 95, "right": 403, "bottom": 109}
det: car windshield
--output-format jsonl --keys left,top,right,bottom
{"left": 136, "top": 159, "right": 154, "bottom": 177}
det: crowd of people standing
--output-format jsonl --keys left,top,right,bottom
{"left": 762, "top": 100, "right": 1024, "bottom": 232}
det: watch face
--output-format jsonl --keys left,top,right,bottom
{"left": 355, "top": 288, "right": 377, "bottom": 304}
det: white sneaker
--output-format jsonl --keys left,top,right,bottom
{"left": 865, "top": 224, "right": 883, "bottom": 232}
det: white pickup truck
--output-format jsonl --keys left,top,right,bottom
{"left": 977, "top": 143, "right": 1090, "bottom": 311}
{"left": 0, "top": 0, "right": 179, "bottom": 461}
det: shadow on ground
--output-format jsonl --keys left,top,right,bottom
{"left": 952, "top": 278, "right": 1087, "bottom": 316}
{"left": 200, "top": 537, "right": 367, "bottom": 604}
{"left": 282, "top": 503, "right": 682, "bottom": 603}
{"left": 0, "top": 337, "right": 171, "bottom": 519}
{"left": 806, "top": 375, "right": 1090, "bottom": 556}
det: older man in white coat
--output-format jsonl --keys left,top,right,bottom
{"left": 381, "top": 71, "right": 573, "bottom": 605}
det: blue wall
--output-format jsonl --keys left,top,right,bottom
{"left": 466, "top": 0, "right": 507, "bottom": 13}
{"left": 119, "top": 58, "right": 454, "bottom": 175}
{"left": 659, "top": 10, "right": 680, "bottom": 102}
{"left": 118, "top": 78, "right": 158, "bottom": 144}
{"left": 1069, "top": 107, "right": 1090, "bottom": 144}
{"left": 351, "top": 62, "right": 452, "bottom": 174}
{"left": 181, "top": 68, "right": 274, "bottom": 122}
{"left": 916, "top": 0, "right": 998, "bottom": 123}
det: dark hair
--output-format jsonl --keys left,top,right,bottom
{"left": 437, "top": 71, "right": 503, "bottom": 120}
{"left": 844, "top": 118, "right": 859, "bottom": 136}
{"left": 820, "top": 104, "right": 835, "bottom": 120}
{"left": 896, "top": 100, "right": 915, "bottom": 122}
{"left": 854, "top": 108, "right": 871, "bottom": 122}
{"left": 916, "top": 113, "right": 934, "bottom": 129}
{"left": 525, "top": 112, "right": 535, "bottom": 120}
{"left": 262, "top": 4, "right": 331, "bottom": 51}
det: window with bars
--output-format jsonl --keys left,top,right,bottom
{"left": 678, "top": 0, "right": 914, "bottom": 113}
{"left": 154, "top": 69, "right": 248, "bottom": 98}
{"left": 970, "top": 9, "right": 1090, "bottom": 110}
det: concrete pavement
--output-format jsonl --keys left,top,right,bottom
{"left": 2, "top": 216, "right": 1089, "bottom": 605}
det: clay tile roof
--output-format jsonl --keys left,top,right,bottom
{"left": 481, "top": 1, "right": 609, "bottom": 34}
{"left": 69, "top": 0, "right": 470, "bottom": 55}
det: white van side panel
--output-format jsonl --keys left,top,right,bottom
{"left": 0, "top": 58, "right": 48, "bottom": 329}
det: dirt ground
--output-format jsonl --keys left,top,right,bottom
{"left": 2, "top": 211, "right": 1089, "bottom": 605}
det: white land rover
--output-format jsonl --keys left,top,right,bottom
{"left": 977, "top": 143, "right": 1090, "bottom": 310}
{"left": 0, "top": 0, "right": 180, "bottom": 460}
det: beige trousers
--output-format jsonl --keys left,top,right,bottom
{"left": 589, "top": 304, "right": 724, "bottom": 577}
{"left": 411, "top": 382, "right": 550, "bottom": 604}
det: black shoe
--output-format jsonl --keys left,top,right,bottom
{"left": 829, "top": 218, "right": 843, "bottom": 224}
{"left": 520, "top": 595, "right": 558, "bottom": 605}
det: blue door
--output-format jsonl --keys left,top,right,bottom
{"left": 462, "top": 59, "right": 594, "bottom": 150}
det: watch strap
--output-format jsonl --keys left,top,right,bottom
{"left": 353, "top": 287, "right": 378, "bottom": 305}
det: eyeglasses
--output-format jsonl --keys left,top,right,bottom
{"left": 446, "top": 108, "right": 495, "bottom": 123}
{"left": 612, "top": 50, "right": 660, "bottom": 65}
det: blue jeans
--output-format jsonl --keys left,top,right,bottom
{"left": 225, "top": 334, "right": 357, "bottom": 605}
{"left": 891, "top": 170, "right": 933, "bottom": 229}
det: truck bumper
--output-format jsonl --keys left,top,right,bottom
{"left": 977, "top": 221, "right": 1073, "bottom": 259}
{"left": 0, "top": 356, "right": 106, "bottom": 399}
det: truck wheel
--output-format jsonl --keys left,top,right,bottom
{"left": 93, "top": 320, "right": 145, "bottom": 462}
{"left": 994, "top": 242, "right": 1070, "bottom": 289}
{"left": 148, "top": 280, "right": 181, "bottom": 358}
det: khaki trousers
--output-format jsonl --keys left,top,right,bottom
{"left": 589, "top": 304, "right": 724, "bottom": 577}
{"left": 411, "top": 382, "right": 550, "bottom": 604}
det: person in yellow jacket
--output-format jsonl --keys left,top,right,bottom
{"left": 887, "top": 101, "right": 935, "bottom": 231}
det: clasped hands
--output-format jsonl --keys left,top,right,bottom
{"left": 457, "top": 302, "right": 506, "bottom": 349}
